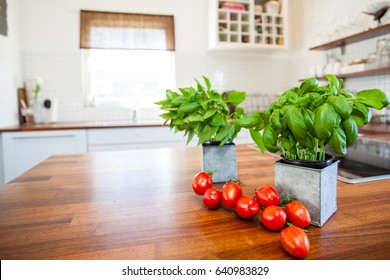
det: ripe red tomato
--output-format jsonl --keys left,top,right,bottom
{"left": 235, "top": 196, "right": 260, "bottom": 219}
{"left": 192, "top": 171, "right": 213, "bottom": 195}
{"left": 280, "top": 225, "right": 310, "bottom": 258}
{"left": 202, "top": 188, "right": 222, "bottom": 209}
{"left": 260, "top": 205, "right": 287, "bottom": 231}
{"left": 255, "top": 185, "right": 280, "bottom": 208}
{"left": 285, "top": 201, "right": 311, "bottom": 228}
{"left": 222, "top": 181, "right": 242, "bottom": 209}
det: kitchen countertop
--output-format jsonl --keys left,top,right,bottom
{"left": 0, "top": 120, "right": 164, "bottom": 132}
{"left": 0, "top": 121, "right": 388, "bottom": 134}
{"left": 0, "top": 145, "right": 389, "bottom": 260}
{"left": 359, "top": 123, "right": 390, "bottom": 134}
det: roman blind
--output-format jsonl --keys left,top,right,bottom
{"left": 80, "top": 10, "right": 175, "bottom": 51}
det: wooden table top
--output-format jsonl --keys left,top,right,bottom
{"left": 0, "top": 145, "right": 389, "bottom": 260}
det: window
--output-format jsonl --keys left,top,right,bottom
{"left": 80, "top": 10, "right": 175, "bottom": 112}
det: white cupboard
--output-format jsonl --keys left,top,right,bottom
{"left": 0, "top": 130, "right": 87, "bottom": 183}
{"left": 87, "top": 126, "right": 192, "bottom": 152}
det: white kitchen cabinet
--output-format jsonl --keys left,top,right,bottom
{"left": 87, "top": 126, "right": 195, "bottom": 152}
{"left": 209, "top": 0, "right": 288, "bottom": 50}
{"left": 1, "top": 130, "right": 87, "bottom": 183}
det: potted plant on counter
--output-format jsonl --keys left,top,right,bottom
{"left": 155, "top": 76, "right": 247, "bottom": 183}
{"left": 234, "top": 74, "right": 389, "bottom": 226}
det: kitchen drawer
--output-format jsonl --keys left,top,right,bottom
{"left": 87, "top": 126, "right": 193, "bottom": 152}
{"left": 1, "top": 130, "right": 87, "bottom": 183}
{"left": 88, "top": 141, "right": 190, "bottom": 152}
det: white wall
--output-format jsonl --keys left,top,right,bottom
{"left": 17, "top": 0, "right": 296, "bottom": 123}
{"left": 0, "top": 0, "right": 22, "bottom": 127}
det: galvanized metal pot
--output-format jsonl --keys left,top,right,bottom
{"left": 274, "top": 156, "right": 339, "bottom": 227}
{"left": 202, "top": 141, "right": 237, "bottom": 183}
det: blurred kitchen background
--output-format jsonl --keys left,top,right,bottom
{"left": 1, "top": 0, "right": 390, "bottom": 126}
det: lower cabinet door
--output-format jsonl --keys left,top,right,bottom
{"left": 1, "top": 130, "right": 87, "bottom": 183}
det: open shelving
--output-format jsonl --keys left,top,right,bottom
{"left": 309, "top": 23, "right": 390, "bottom": 51}
{"left": 302, "top": 23, "right": 390, "bottom": 81}
{"left": 209, "top": 0, "right": 288, "bottom": 50}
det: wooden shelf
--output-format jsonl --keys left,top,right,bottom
{"left": 299, "top": 66, "right": 390, "bottom": 82}
{"left": 309, "top": 23, "right": 390, "bottom": 51}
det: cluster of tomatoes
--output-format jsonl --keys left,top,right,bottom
{"left": 192, "top": 171, "right": 311, "bottom": 258}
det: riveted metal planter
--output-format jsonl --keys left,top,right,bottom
{"left": 274, "top": 159, "right": 339, "bottom": 227}
{"left": 202, "top": 141, "right": 237, "bottom": 183}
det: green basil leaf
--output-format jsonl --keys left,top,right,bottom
{"left": 160, "top": 106, "right": 178, "bottom": 111}
{"left": 208, "top": 91, "right": 222, "bottom": 102}
{"left": 328, "top": 127, "right": 347, "bottom": 157}
{"left": 160, "top": 112, "right": 175, "bottom": 120}
{"left": 203, "top": 75, "right": 211, "bottom": 91}
{"left": 179, "top": 87, "right": 196, "bottom": 97}
{"left": 199, "top": 101, "right": 208, "bottom": 111}
{"left": 172, "top": 119, "right": 184, "bottom": 126}
{"left": 234, "top": 112, "right": 261, "bottom": 128}
{"left": 354, "top": 89, "right": 390, "bottom": 110}
{"left": 250, "top": 128, "right": 265, "bottom": 154}
{"left": 194, "top": 78, "right": 205, "bottom": 93}
{"left": 215, "top": 124, "right": 229, "bottom": 142}
{"left": 209, "top": 125, "right": 219, "bottom": 139}
{"left": 186, "top": 130, "right": 195, "bottom": 145}
{"left": 307, "top": 92, "right": 324, "bottom": 110}
{"left": 281, "top": 134, "right": 297, "bottom": 154}
{"left": 339, "top": 89, "right": 354, "bottom": 98}
{"left": 263, "top": 125, "right": 279, "bottom": 153}
{"left": 155, "top": 99, "right": 166, "bottom": 105}
{"left": 286, "top": 106, "right": 307, "bottom": 141}
{"left": 203, "top": 109, "right": 217, "bottom": 119}
{"left": 300, "top": 77, "right": 318, "bottom": 94}
{"left": 342, "top": 118, "right": 358, "bottom": 146}
{"left": 338, "top": 78, "right": 344, "bottom": 89}
{"left": 293, "top": 94, "right": 310, "bottom": 106}
{"left": 198, "top": 124, "right": 212, "bottom": 145}
{"left": 350, "top": 102, "right": 371, "bottom": 126}
{"left": 185, "top": 114, "right": 203, "bottom": 122}
{"left": 327, "top": 95, "right": 352, "bottom": 119}
{"left": 227, "top": 91, "right": 246, "bottom": 105}
{"left": 325, "top": 74, "right": 340, "bottom": 95}
{"left": 210, "top": 113, "right": 225, "bottom": 127}
{"left": 313, "top": 104, "right": 337, "bottom": 141}
{"left": 278, "top": 92, "right": 289, "bottom": 105}
{"left": 303, "top": 109, "right": 315, "bottom": 136}
{"left": 166, "top": 89, "right": 179, "bottom": 100}
{"left": 270, "top": 110, "right": 283, "bottom": 129}
{"left": 298, "top": 134, "right": 314, "bottom": 149}
{"left": 178, "top": 102, "right": 199, "bottom": 113}
{"left": 288, "top": 91, "right": 299, "bottom": 104}
{"left": 171, "top": 95, "right": 188, "bottom": 106}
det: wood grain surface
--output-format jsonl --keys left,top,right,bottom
{"left": 0, "top": 145, "right": 389, "bottom": 260}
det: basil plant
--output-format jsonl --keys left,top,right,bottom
{"left": 234, "top": 74, "right": 389, "bottom": 161}
{"left": 155, "top": 76, "right": 246, "bottom": 146}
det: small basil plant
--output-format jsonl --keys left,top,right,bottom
{"left": 234, "top": 74, "right": 389, "bottom": 161}
{"left": 155, "top": 76, "right": 247, "bottom": 146}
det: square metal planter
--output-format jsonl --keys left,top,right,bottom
{"left": 274, "top": 159, "right": 339, "bottom": 227}
{"left": 202, "top": 141, "right": 237, "bottom": 183}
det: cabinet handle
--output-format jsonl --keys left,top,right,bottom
{"left": 12, "top": 135, "right": 76, "bottom": 140}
